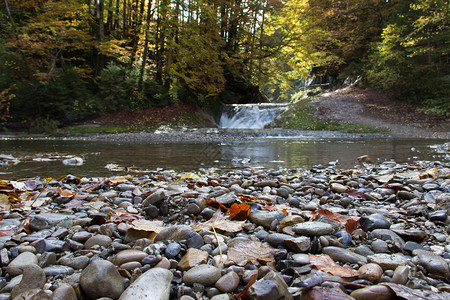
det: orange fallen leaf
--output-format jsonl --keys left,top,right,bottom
{"left": 235, "top": 273, "right": 258, "bottom": 299}
{"left": 227, "top": 203, "right": 250, "bottom": 221}
{"left": 311, "top": 209, "right": 360, "bottom": 234}
{"left": 309, "top": 254, "right": 359, "bottom": 278}
{"left": 57, "top": 187, "right": 76, "bottom": 198}
{"left": 205, "top": 199, "right": 228, "bottom": 211}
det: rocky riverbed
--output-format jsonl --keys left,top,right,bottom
{"left": 0, "top": 159, "right": 449, "bottom": 299}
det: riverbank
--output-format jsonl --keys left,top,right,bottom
{"left": 0, "top": 160, "right": 449, "bottom": 299}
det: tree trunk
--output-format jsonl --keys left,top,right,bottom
{"left": 3, "top": 0, "right": 17, "bottom": 38}
{"left": 99, "top": 0, "right": 105, "bottom": 42}
{"left": 139, "top": 0, "right": 154, "bottom": 90}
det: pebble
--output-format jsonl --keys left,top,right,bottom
{"left": 248, "top": 270, "right": 293, "bottom": 300}
{"left": 413, "top": 249, "right": 450, "bottom": 278}
{"left": 51, "top": 283, "right": 78, "bottom": 300}
{"left": 214, "top": 271, "right": 240, "bottom": 293}
{"left": 358, "top": 263, "right": 383, "bottom": 283}
{"left": 359, "top": 214, "right": 391, "bottom": 232}
{"left": 292, "top": 221, "right": 333, "bottom": 236}
{"left": 80, "top": 259, "right": 124, "bottom": 299}
{"left": 119, "top": 267, "right": 172, "bottom": 300}
{"left": 10, "top": 265, "right": 46, "bottom": 299}
{"left": 7, "top": 252, "right": 38, "bottom": 277}
{"left": 183, "top": 264, "right": 221, "bottom": 286}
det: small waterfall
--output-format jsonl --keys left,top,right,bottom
{"left": 219, "top": 103, "right": 288, "bottom": 129}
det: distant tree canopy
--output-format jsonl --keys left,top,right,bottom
{"left": 0, "top": 0, "right": 448, "bottom": 126}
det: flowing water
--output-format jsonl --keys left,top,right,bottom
{"left": 219, "top": 104, "right": 288, "bottom": 129}
{"left": 0, "top": 135, "right": 447, "bottom": 180}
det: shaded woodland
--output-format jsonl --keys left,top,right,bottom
{"left": 0, "top": 0, "right": 448, "bottom": 128}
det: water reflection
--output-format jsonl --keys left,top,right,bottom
{"left": 0, "top": 137, "right": 447, "bottom": 179}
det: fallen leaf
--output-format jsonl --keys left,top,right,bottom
{"left": 111, "top": 210, "right": 144, "bottom": 223}
{"left": 261, "top": 204, "right": 290, "bottom": 214}
{"left": 227, "top": 239, "right": 276, "bottom": 266}
{"left": 311, "top": 209, "right": 360, "bottom": 234}
{"left": 57, "top": 187, "right": 75, "bottom": 198}
{"left": 309, "top": 254, "right": 359, "bottom": 278}
{"left": 130, "top": 219, "right": 164, "bottom": 233}
{"left": 193, "top": 210, "right": 245, "bottom": 233}
{"left": 346, "top": 189, "right": 366, "bottom": 200}
{"left": 380, "top": 282, "right": 449, "bottom": 300}
{"left": 235, "top": 273, "right": 258, "bottom": 299}
{"left": 205, "top": 199, "right": 228, "bottom": 211}
{"left": 375, "top": 174, "right": 394, "bottom": 183}
{"left": 107, "top": 176, "right": 132, "bottom": 184}
{"left": 227, "top": 203, "right": 250, "bottom": 221}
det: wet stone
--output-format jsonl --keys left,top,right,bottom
{"left": 10, "top": 265, "right": 46, "bottom": 299}
{"left": 80, "top": 259, "right": 124, "bottom": 300}
{"left": 322, "top": 246, "right": 367, "bottom": 265}
{"left": 367, "top": 254, "right": 409, "bottom": 270}
{"left": 43, "top": 265, "right": 74, "bottom": 276}
{"left": 359, "top": 214, "right": 391, "bottom": 232}
{"left": 165, "top": 242, "right": 181, "bottom": 259}
{"left": 113, "top": 249, "right": 147, "bottom": 266}
{"left": 413, "top": 249, "right": 450, "bottom": 278}
{"left": 428, "top": 210, "right": 448, "bottom": 222}
{"left": 215, "top": 271, "right": 239, "bottom": 293}
{"left": 183, "top": 264, "right": 222, "bottom": 287}
{"left": 7, "top": 252, "right": 38, "bottom": 277}
{"left": 51, "top": 283, "right": 78, "bottom": 300}
{"left": 34, "top": 239, "right": 70, "bottom": 253}
{"left": 292, "top": 221, "right": 333, "bottom": 236}
{"left": 84, "top": 234, "right": 113, "bottom": 249}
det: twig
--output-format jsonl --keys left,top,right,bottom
{"left": 30, "top": 182, "right": 49, "bottom": 208}
{"left": 211, "top": 224, "right": 223, "bottom": 263}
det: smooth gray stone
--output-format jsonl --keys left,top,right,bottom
{"left": 155, "top": 226, "right": 204, "bottom": 249}
{"left": 58, "top": 255, "right": 90, "bottom": 270}
{"left": 264, "top": 233, "right": 292, "bottom": 248}
{"left": 322, "top": 246, "right": 367, "bottom": 265}
{"left": 359, "top": 214, "right": 391, "bottom": 232}
{"left": 292, "top": 221, "right": 333, "bottom": 236}
{"left": 43, "top": 265, "right": 74, "bottom": 276}
{"left": 142, "top": 190, "right": 166, "bottom": 206}
{"left": 119, "top": 267, "right": 172, "bottom": 300}
{"left": 367, "top": 254, "right": 409, "bottom": 270}
{"left": 11, "top": 265, "right": 46, "bottom": 299}
{"left": 249, "top": 211, "right": 287, "bottom": 229}
{"left": 413, "top": 249, "right": 450, "bottom": 278}
{"left": 183, "top": 264, "right": 221, "bottom": 287}
{"left": 7, "top": 252, "right": 38, "bottom": 277}
{"left": 34, "top": 239, "right": 70, "bottom": 253}
{"left": 80, "top": 259, "right": 124, "bottom": 300}
{"left": 215, "top": 192, "right": 237, "bottom": 206}
{"left": 368, "top": 229, "right": 405, "bottom": 251}
{"left": 29, "top": 213, "right": 74, "bottom": 231}
{"left": 248, "top": 270, "right": 293, "bottom": 300}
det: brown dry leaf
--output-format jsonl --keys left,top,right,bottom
{"left": 227, "top": 203, "right": 250, "bottom": 221}
{"left": 235, "top": 273, "right": 258, "bottom": 299}
{"left": 57, "top": 187, "right": 76, "bottom": 198}
{"left": 375, "top": 174, "right": 394, "bottom": 183}
{"left": 193, "top": 211, "right": 245, "bottom": 233}
{"left": 124, "top": 219, "right": 165, "bottom": 241}
{"left": 261, "top": 204, "right": 290, "bottom": 214}
{"left": 381, "top": 283, "right": 449, "bottom": 300}
{"left": 311, "top": 209, "right": 360, "bottom": 234}
{"left": 130, "top": 219, "right": 165, "bottom": 233}
{"left": 107, "top": 176, "right": 132, "bottom": 184}
{"left": 309, "top": 254, "right": 359, "bottom": 278}
{"left": 110, "top": 210, "right": 144, "bottom": 223}
{"left": 227, "top": 240, "right": 276, "bottom": 266}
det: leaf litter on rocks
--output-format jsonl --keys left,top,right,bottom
{"left": 227, "top": 240, "right": 277, "bottom": 266}
{"left": 193, "top": 210, "right": 245, "bottom": 233}
{"left": 309, "top": 254, "right": 360, "bottom": 278}
{"left": 310, "top": 209, "right": 360, "bottom": 234}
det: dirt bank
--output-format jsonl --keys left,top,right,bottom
{"left": 311, "top": 87, "right": 449, "bottom": 139}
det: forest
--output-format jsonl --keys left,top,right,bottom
{"left": 0, "top": 0, "right": 448, "bottom": 129}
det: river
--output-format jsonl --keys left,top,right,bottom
{"left": 0, "top": 134, "right": 447, "bottom": 180}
